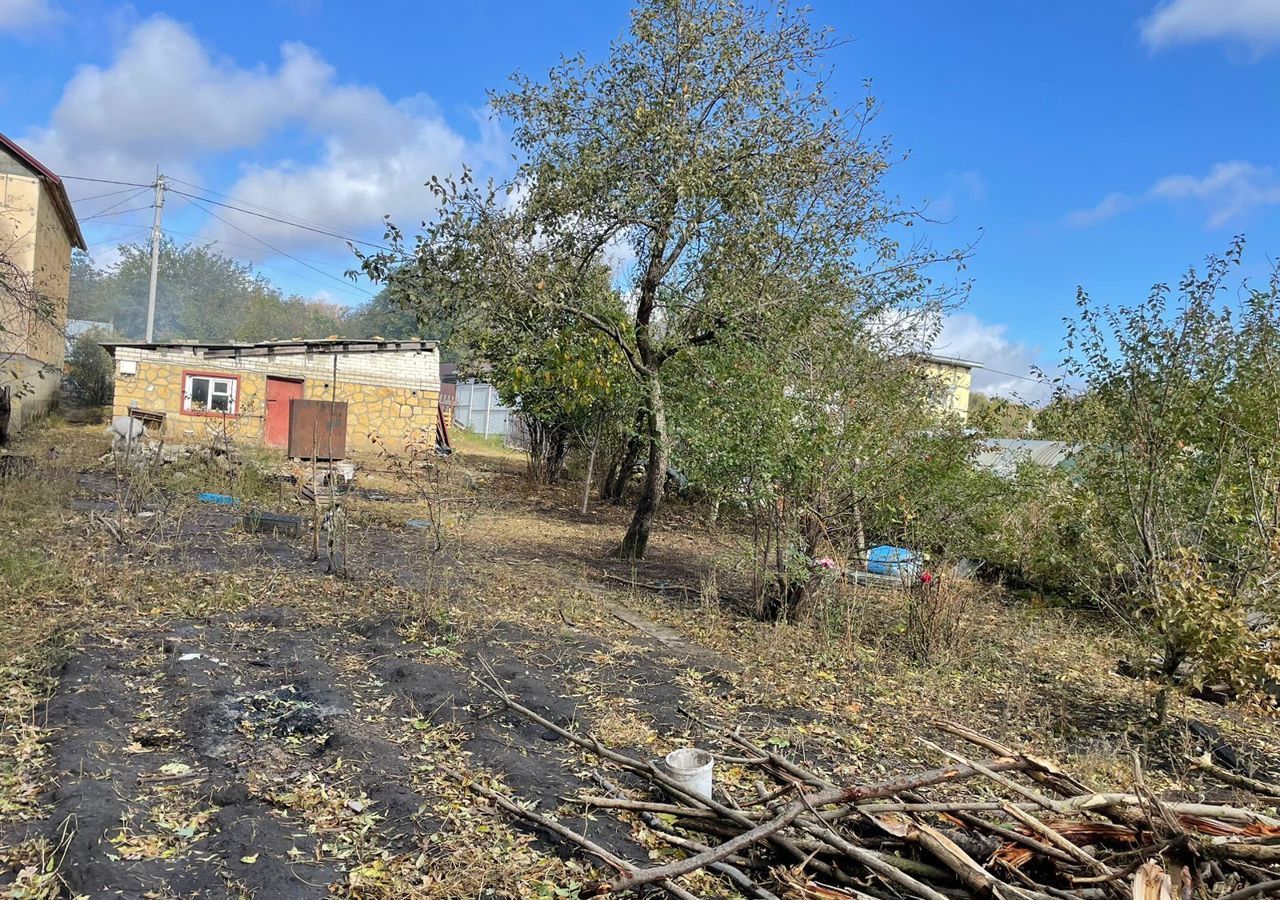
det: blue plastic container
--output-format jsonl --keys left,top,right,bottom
{"left": 866, "top": 545, "right": 922, "bottom": 577}
{"left": 197, "top": 492, "right": 239, "bottom": 506}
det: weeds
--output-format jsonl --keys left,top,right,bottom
{"left": 903, "top": 573, "right": 975, "bottom": 665}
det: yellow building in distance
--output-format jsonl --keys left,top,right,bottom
{"left": 913, "top": 353, "right": 982, "bottom": 421}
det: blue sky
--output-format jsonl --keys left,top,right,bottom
{"left": 2, "top": 0, "right": 1278, "bottom": 396}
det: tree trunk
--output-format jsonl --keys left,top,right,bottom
{"left": 526, "top": 417, "right": 570, "bottom": 485}
{"left": 581, "top": 413, "right": 601, "bottom": 515}
{"left": 603, "top": 406, "right": 646, "bottom": 503}
{"left": 764, "top": 507, "right": 824, "bottom": 622}
{"left": 618, "top": 376, "right": 668, "bottom": 560}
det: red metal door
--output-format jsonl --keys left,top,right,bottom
{"left": 264, "top": 377, "right": 304, "bottom": 448}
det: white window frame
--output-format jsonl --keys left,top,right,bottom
{"left": 184, "top": 374, "right": 238, "bottom": 414}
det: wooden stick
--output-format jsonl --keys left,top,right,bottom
{"left": 946, "top": 809, "right": 1077, "bottom": 867}
{"left": 1188, "top": 754, "right": 1280, "bottom": 799}
{"left": 604, "top": 761, "right": 1049, "bottom": 895}
{"left": 570, "top": 795, "right": 724, "bottom": 820}
{"left": 1219, "top": 879, "right": 1280, "bottom": 900}
{"left": 472, "top": 666, "right": 853, "bottom": 885}
{"left": 594, "top": 773, "right": 782, "bottom": 900}
{"left": 797, "top": 819, "right": 954, "bottom": 900}
{"left": 999, "top": 803, "right": 1115, "bottom": 883}
{"left": 1054, "top": 794, "right": 1280, "bottom": 827}
{"left": 930, "top": 721, "right": 1095, "bottom": 798}
{"left": 442, "top": 766, "right": 700, "bottom": 900}
{"left": 918, "top": 738, "right": 1064, "bottom": 813}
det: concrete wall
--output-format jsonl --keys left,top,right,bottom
{"left": 110, "top": 345, "right": 441, "bottom": 455}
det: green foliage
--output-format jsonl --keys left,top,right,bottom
{"left": 64, "top": 328, "right": 116, "bottom": 407}
{"left": 1148, "top": 547, "right": 1278, "bottom": 689}
{"left": 359, "top": 0, "right": 966, "bottom": 556}
{"left": 670, "top": 309, "right": 978, "bottom": 618}
{"left": 968, "top": 392, "right": 1035, "bottom": 438}
{"left": 930, "top": 461, "right": 1089, "bottom": 598}
{"left": 1049, "top": 239, "right": 1280, "bottom": 684}
{"left": 68, "top": 243, "right": 451, "bottom": 344}
{"left": 342, "top": 289, "right": 451, "bottom": 347}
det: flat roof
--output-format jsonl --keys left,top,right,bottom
{"left": 912, "top": 352, "right": 983, "bottom": 370}
{"left": 100, "top": 338, "right": 439, "bottom": 359}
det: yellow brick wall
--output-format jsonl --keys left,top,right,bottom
{"left": 302, "top": 380, "right": 439, "bottom": 455}
{"left": 0, "top": 171, "right": 72, "bottom": 367}
{"left": 920, "top": 361, "right": 973, "bottom": 421}
{"left": 112, "top": 358, "right": 439, "bottom": 455}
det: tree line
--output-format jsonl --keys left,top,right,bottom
{"left": 68, "top": 240, "right": 435, "bottom": 344}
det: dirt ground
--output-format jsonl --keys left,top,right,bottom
{"left": 0, "top": 421, "right": 1277, "bottom": 899}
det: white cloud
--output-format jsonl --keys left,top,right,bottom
{"left": 1148, "top": 161, "right": 1280, "bottom": 227}
{"left": 932, "top": 312, "right": 1048, "bottom": 401}
{"left": 0, "top": 0, "right": 60, "bottom": 33}
{"left": 1141, "top": 0, "right": 1280, "bottom": 52}
{"left": 1065, "top": 192, "right": 1134, "bottom": 227}
{"left": 1068, "top": 161, "right": 1280, "bottom": 228}
{"left": 23, "top": 15, "right": 505, "bottom": 251}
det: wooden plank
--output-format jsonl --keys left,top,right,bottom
{"left": 288, "top": 399, "right": 348, "bottom": 460}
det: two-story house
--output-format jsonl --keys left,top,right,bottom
{"left": 0, "top": 133, "right": 86, "bottom": 440}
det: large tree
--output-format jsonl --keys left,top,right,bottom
{"left": 362, "top": 0, "right": 963, "bottom": 558}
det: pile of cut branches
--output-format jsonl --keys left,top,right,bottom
{"left": 467, "top": 667, "right": 1280, "bottom": 900}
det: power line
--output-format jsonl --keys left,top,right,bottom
{"left": 85, "top": 227, "right": 150, "bottom": 249}
{"left": 61, "top": 175, "right": 153, "bottom": 188}
{"left": 167, "top": 177, "right": 387, "bottom": 247}
{"left": 980, "top": 365, "right": 1046, "bottom": 385}
{"left": 82, "top": 220, "right": 156, "bottom": 231}
{"left": 160, "top": 226, "right": 364, "bottom": 274}
{"left": 70, "top": 186, "right": 147, "bottom": 204}
{"left": 81, "top": 203, "right": 154, "bottom": 222}
{"left": 161, "top": 229, "right": 375, "bottom": 302}
{"left": 178, "top": 193, "right": 375, "bottom": 298}
{"left": 167, "top": 187, "right": 393, "bottom": 252}
{"left": 80, "top": 186, "right": 153, "bottom": 221}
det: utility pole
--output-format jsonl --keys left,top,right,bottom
{"left": 143, "top": 172, "right": 165, "bottom": 343}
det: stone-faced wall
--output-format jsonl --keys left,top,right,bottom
{"left": 110, "top": 344, "right": 440, "bottom": 455}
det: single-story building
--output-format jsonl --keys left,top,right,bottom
{"left": 102, "top": 338, "right": 440, "bottom": 457}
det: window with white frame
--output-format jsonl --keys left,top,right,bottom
{"left": 184, "top": 374, "right": 237, "bottom": 413}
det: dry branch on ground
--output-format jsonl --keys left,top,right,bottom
{"left": 472, "top": 666, "right": 1280, "bottom": 900}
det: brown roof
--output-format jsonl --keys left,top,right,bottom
{"left": 0, "top": 132, "right": 88, "bottom": 251}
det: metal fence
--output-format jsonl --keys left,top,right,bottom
{"left": 451, "top": 380, "right": 515, "bottom": 440}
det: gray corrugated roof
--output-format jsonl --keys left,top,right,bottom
{"left": 972, "top": 438, "right": 1079, "bottom": 478}
{"left": 100, "top": 338, "right": 437, "bottom": 355}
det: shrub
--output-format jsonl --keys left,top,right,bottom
{"left": 903, "top": 573, "right": 973, "bottom": 665}
{"left": 65, "top": 330, "right": 114, "bottom": 408}
{"left": 1146, "top": 547, "right": 1278, "bottom": 691}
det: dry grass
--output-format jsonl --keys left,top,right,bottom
{"left": 1, "top": 420, "right": 1277, "bottom": 899}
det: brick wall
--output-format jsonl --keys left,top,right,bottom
{"left": 111, "top": 345, "right": 440, "bottom": 455}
